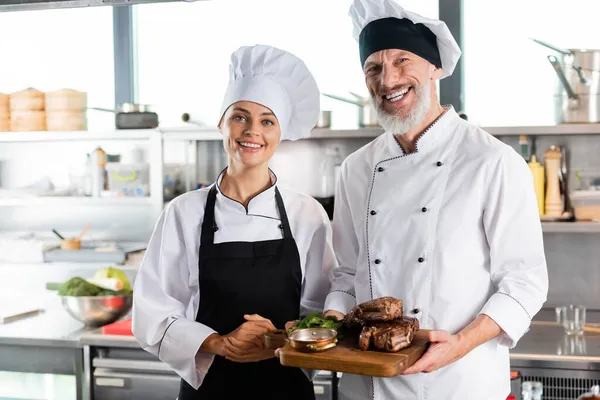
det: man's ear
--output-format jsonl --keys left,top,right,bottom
{"left": 431, "top": 64, "right": 443, "bottom": 80}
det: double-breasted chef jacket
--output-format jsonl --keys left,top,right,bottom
{"left": 324, "top": 106, "right": 549, "bottom": 400}
{"left": 132, "top": 169, "right": 336, "bottom": 390}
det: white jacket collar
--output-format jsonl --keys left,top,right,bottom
{"left": 385, "top": 105, "right": 460, "bottom": 160}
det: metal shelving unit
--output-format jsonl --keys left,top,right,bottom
{"left": 541, "top": 222, "right": 600, "bottom": 233}
{"left": 0, "top": 197, "right": 152, "bottom": 207}
{"left": 483, "top": 124, "right": 600, "bottom": 136}
{"left": 0, "top": 129, "right": 158, "bottom": 142}
{"left": 0, "top": 129, "right": 165, "bottom": 224}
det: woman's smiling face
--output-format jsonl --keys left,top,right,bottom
{"left": 219, "top": 101, "right": 282, "bottom": 169}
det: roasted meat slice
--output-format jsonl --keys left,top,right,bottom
{"left": 399, "top": 316, "right": 419, "bottom": 331}
{"left": 371, "top": 322, "right": 414, "bottom": 352}
{"left": 358, "top": 326, "right": 375, "bottom": 350}
{"left": 344, "top": 297, "right": 403, "bottom": 326}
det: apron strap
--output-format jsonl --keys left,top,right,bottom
{"left": 200, "top": 184, "right": 219, "bottom": 247}
{"left": 274, "top": 187, "right": 293, "bottom": 239}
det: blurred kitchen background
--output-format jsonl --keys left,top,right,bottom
{"left": 0, "top": 0, "right": 600, "bottom": 399}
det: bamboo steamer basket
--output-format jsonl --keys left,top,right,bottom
{"left": 0, "top": 117, "right": 9, "bottom": 132}
{"left": 10, "top": 110, "right": 46, "bottom": 131}
{"left": 45, "top": 89, "right": 87, "bottom": 112}
{"left": 9, "top": 87, "right": 45, "bottom": 111}
{"left": 0, "top": 93, "right": 9, "bottom": 115}
{"left": 46, "top": 111, "right": 87, "bottom": 131}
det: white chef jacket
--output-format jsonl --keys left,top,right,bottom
{"left": 324, "top": 107, "right": 548, "bottom": 400}
{"left": 132, "top": 170, "right": 336, "bottom": 389}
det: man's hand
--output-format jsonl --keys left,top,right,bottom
{"left": 402, "top": 314, "right": 502, "bottom": 375}
{"left": 285, "top": 320, "right": 298, "bottom": 330}
{"left": 323, "top": 309, "right": 345, "bottom": 320}
{"left": 222, "top": 314, "right": 277, "bottom": 363}
{"left": 402, "top": 330, "right": 467, "bottom": 374}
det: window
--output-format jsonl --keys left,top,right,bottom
{"left": 134, "top": 0, "right": 438, "bottom": 129}
{"left": 0, "top": 7, "right": 115, "bottom": 129}
{"left": 463, "top": 0, "right": 600, "bottom": 126}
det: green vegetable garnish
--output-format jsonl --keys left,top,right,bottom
{"left": 287, "top": 312, "right": 343, "bottom": 335}
{"left": 58, "top": 277, "right": 132, "bottom": 297}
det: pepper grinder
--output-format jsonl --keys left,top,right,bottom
{"left": 544, "top": 145, "right": 563, "bottom": 217}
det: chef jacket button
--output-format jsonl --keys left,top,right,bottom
{"left": 374, "top": 259, "right": 381, "bottom": 264}
{"left": 436, "top": 161, "right": 443, "bottom": 167}
{"left": 278, "top": 224, "right": 284, "bottom": 229}
{"left": 412, "top": 308, "right": 420, "bottom": 314}
{"left": 421, "top": 207, "right": 427, "bottom": 212}
{"left": 418, "top": 257, "right": 425, "bottom": 263}
{"left": 370, "top": 210, "right": 377, "bottom": 216}
{"left": 377, "top": 167, "right": 385, "bottom": 172}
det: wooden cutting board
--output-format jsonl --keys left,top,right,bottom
{"left": 279, "top": 329, "right": 430, "bottom": 377}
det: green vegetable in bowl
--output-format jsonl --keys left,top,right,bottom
{"left": 287, "top": 312, "right": 343, "bottom": 335}
{"left": 58, "top": 277, "right": 132, "bottom": 297}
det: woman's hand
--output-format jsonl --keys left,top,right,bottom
{"left": 223, "top": 314, "right": 277, "bottom": 362}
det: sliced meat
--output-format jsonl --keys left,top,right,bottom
{"left": 371, "top": 322, "right": 414, "bottom": 352}
{"left": 344, "top": 297, "right": 403, "bottom": 326}
{"left": 358, "top": 326, "right": 375, "bottom": 350}
{"left": 399, "top": 316, "right": 419, "bottom": 331}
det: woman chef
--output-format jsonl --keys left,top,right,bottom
{"left": 132, "top": 44, "right": 336, "bottom": 400}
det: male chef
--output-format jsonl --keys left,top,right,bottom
{"left": 323, "top": 0, "right": 549, "bottom": 399}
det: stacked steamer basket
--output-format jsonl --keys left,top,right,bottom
{"left": 45, "top": 89, "right": 87, "bottom": 131}
{"left": 9, "top": 87, "right": 46, "bottom": 132}
{"left": 0, "top": 93, "right": 8, "bottom": 132}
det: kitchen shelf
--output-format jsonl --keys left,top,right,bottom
{"left": 483, "top": 124, "right": 600, "bottom": 136}
{"left": 542, "top": 222, "right": 600, "bottom": 233}
{"left": 160, "top": 127, "right": 222, "bottom": 141}
{"left": 308, "top": 127, "right": 384, "bottom": 139}
{"left": 0, "top": 129, "right": 159, "bottom": 142}
{"left": 0, "top": 197, "right": 153, "bottom": 207}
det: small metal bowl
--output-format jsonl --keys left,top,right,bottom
{"left": 264, "top": 329, "right": 289, "bottom": 349}
{"left": 288, "top": 328, "right": 338, "bottom": 352}
{"left": 61, "top": 295, "right": 132, "bottom": 327}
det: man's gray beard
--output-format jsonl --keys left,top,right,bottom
{"left": 373, "top": 81, "right": 431, "bottom": 135}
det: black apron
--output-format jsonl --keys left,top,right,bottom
{"left": 178, "top": 185, "right": 316, "bottom": 400}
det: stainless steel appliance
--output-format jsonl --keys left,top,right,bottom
{"left": 314, "top": 370, "right": 338, "bottom": 400}
{"left": 88, "top": 346, "right": 180, "bottom": 400}
{"left": 532, "top": 39, "right": 600, "bottom": 124}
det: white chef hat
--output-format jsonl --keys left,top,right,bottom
{"left": 349, "top": 0, "right": 461, "bottom": 79}
{"left": 219, "top": 44, "right": 320, "bottom": 141}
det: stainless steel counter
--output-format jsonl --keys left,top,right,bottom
{"left": 511, "top": 322, "right": 600, "bottom": 371}
{"left": 0, "top": 306, "right": 87, "bottom": 347}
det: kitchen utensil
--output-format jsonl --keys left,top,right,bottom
{"left": 90, "top": 104, "right": 159, "bottom": 129}
{"left": 266, "top": 328, "right": 338, "bottom": 352}
{"left": 264, "top": 329, "right": 289, "bottom": 349}
{"left": 181, "top": 113, "right": 209, "bottom": 127}
{"left": 52, "top": 229, "right": 65, "bottom": 240}
{"left": 323, "top": 93, "right": 379, "bottom": 127}
{"left": 544, "top": 146, "right": 563, "bottom": 217}
{"left": 279, "top": 329, "right": 430, "bottom": 377}
{"left": 315, "top": 110, "right": 331, "bottom": 128}
{"left": 0, "top": 307, "right": 43, "bottom": 324}
{"left": 287, "top": 328, "right": 338, "bottom": 352}
{"left": 78, "top": 223, "right": 91, "bottom": 241}
{"left": 556, "top": 304, "right": 586, "bottom": 335}
{"left": 531, "top": 38, "right": 600, "bottom": 123}
{"left": 60, "top": 238, "right": 81, "bottom": 250}
{"left": 60, "top": 295, "right": 132, "bottom": 327}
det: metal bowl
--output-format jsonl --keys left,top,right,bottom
{"left": 60, "top": 295, "right": 133, "bottom": 327}
{"left": 288, "top": 328, "right": 338, "bottom": 352}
